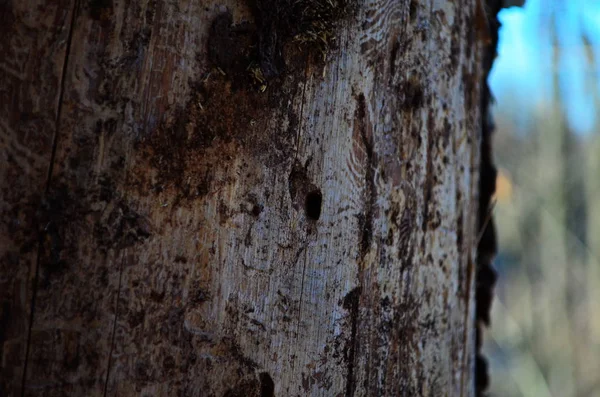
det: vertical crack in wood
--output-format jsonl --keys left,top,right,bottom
{"left": 460, "top": 249, "right": 475, "bottom": 397}
{"left": 345, "top": 92, "right": 374, "bottom": 395}
{"left": 420, "top": 0, "right": 435, "bottom": 238}
{"left": 421, "top": 127, "right": 434, "bottom": 233}
{"left": 357, "top": 93, "right": 375, "bottom": 259}
{"left": 343, "top": 286, "right": 362, "bottom": 397}
{"left": 20, "top": 226, "right": 45, "bottom": 396}
{"left": 293, "top": 55, "right": 311, "bottom": 162}
{"left": 103, "top": 256, "right": 125, "bottom": 397}
{"left": 20, "top": 2, "right": 79, "bottom": 395}
{"left": 45, "top": 0, "right": 79, "bottom": 191}
{"left": 295, "top": 244, "right": 310, "bottom": 347}
{"left": 293, "top": 52, "right": 313, "bottom": 360}
{"left": 140, "top": 0, "right": 161, "bottom": 137}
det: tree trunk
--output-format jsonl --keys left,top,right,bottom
{"left": 1, "top": 0, "right": 494, "bottom": 395}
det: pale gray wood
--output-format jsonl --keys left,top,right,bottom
{"left": 2, "top": 0, "right": 485, "bottom": 395}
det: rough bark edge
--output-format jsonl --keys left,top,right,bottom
{"left": 475, "top": 0, "right": 518, "bottom": 395}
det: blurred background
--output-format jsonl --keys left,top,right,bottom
{"left": 485, "top": 0, "right": 600, "bottom": 396}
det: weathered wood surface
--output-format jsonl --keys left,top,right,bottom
{"left": 0, "top": 1, "right": 76, "bottom": 395}
{"left": 1, "top": 0, "right": 484, "bottom": 395}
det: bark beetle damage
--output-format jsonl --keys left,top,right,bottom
{"left": 304, "top": 189, "right": 323, "bottom": 220}
{"left": 476, "top": 0, "right": 513, "bottom": 395}
{"left": 88, "top": 0, "right": 113, "bottom": 21}
{"left": 208, "top": 12, "right": 258, "bottom": 89}
{"left": 259, "top": 372, "right": 275, "bottom": 397}
{"left": 208, "top": 0, "right": 354, "bottom": 86}
{"left": 139, "top": 73, "right": 298, "bottom": 199}
{"left": 224, "top": 373, "right": 274, "bottom": 397}
{"left": 397, "top": 75, "right": 424, "bottom": 111}
{"left": 143, "top": 0, "right": 359, "bottom": 198}
{"left": 141, "top": 0, "right": 354, "bottom": 199}
{"left": 289, "top": 161, "right": 320, "bottom": 214}
{"left": 342, "top": 286, "right": 361, "bottom": 397}
{"left": 36, "top": 181, "right": 152, "bottom": 277}
{"left": 224, "top": 378, "right": 261, "bottom": 397}
{"left": 220, "top": 339, "right": 275, "bottom": 397}
{"left": 395, "top": 294, "right": 421, "bottom": 395}
{"left": 223, "top": 375, "right": 274, "bottom": 397}
{"left": 355, "top": 93, "right": 376, "bottom": 259}
{"left": 394, "top": 204, "right": 415, "bottom": 271}
{"left": 421, "top": 129, "right": 434, "bottom": 233}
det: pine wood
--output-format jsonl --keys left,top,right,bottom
{"left": 1, "top": 0, "right": 484, "bottom": 395}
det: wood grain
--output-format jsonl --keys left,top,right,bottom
{"left": 1, "top": 0, "right": 485, "bottom": 395}
{"left": 0, "top": 1, "right": 76, "bottom": 395}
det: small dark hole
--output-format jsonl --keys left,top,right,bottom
{"left": 259, "top": 372, "right": 275, "bottom": 397}
{"left": 251, "top": 204, "right": 262, "bottom": 217}
{"left": 305, "top": 190, "right": 322, "bottom": 220}
{"left": 409, "top": 0, "right": 418, "bottom": 21}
